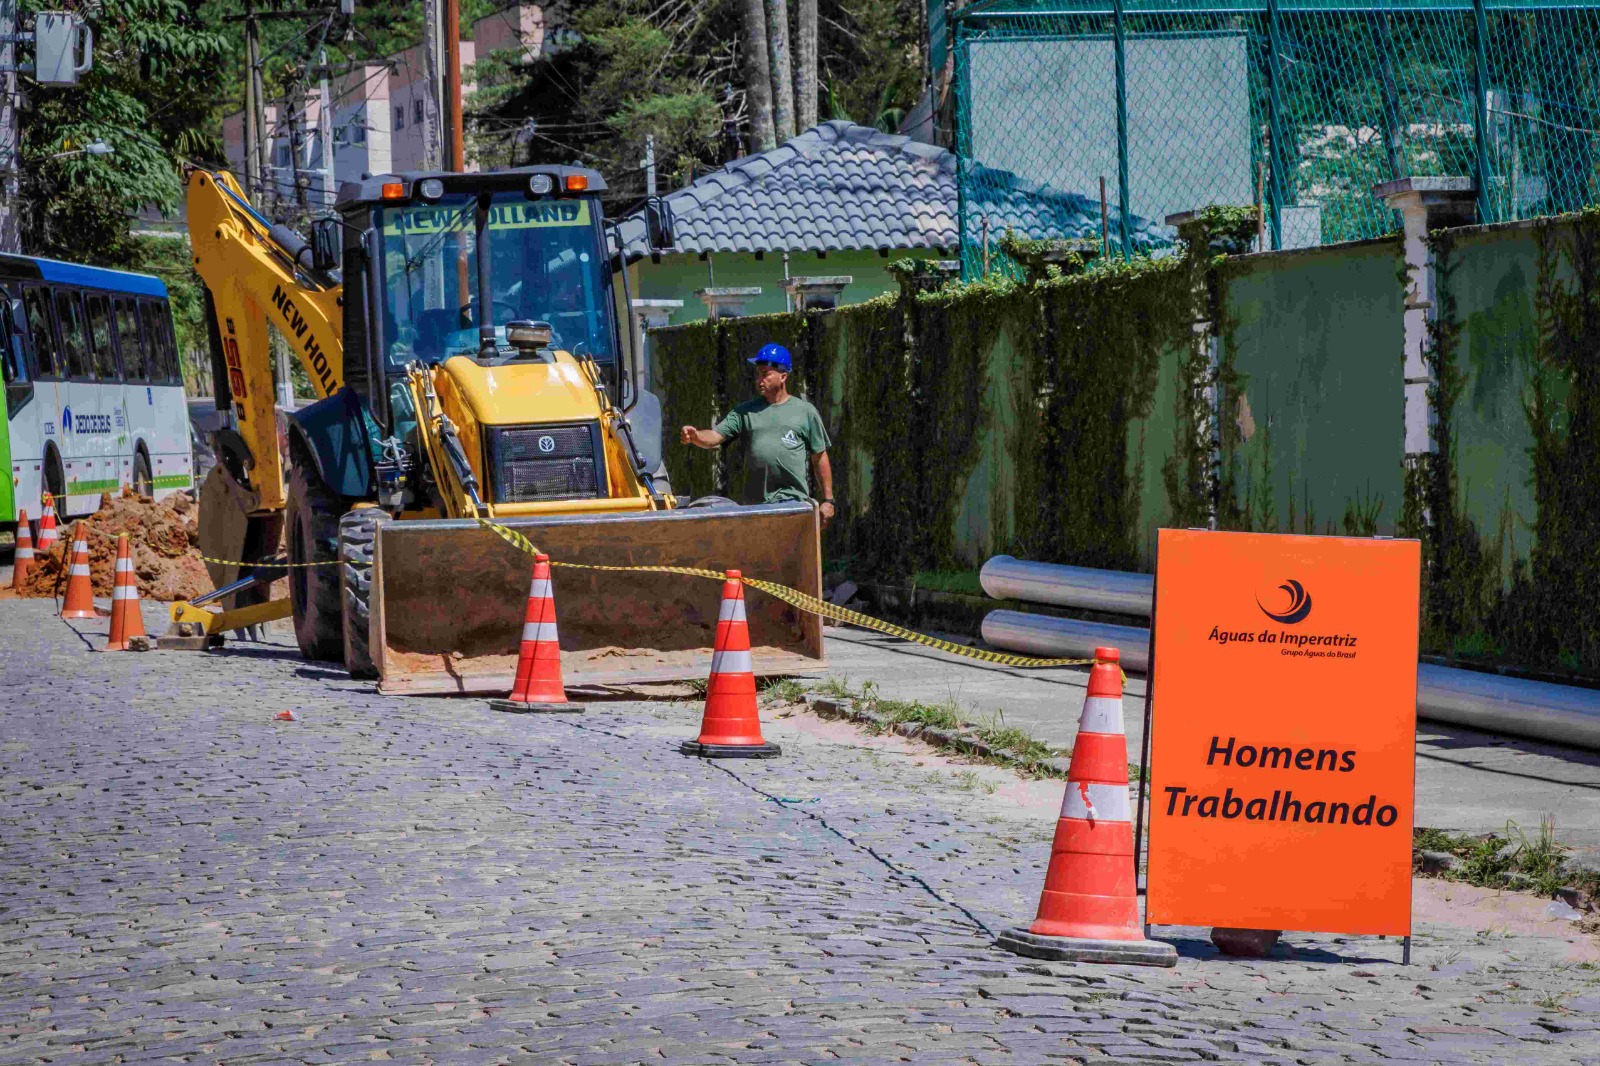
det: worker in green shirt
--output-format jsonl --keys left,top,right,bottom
{"left": 680, "top": 343, "right": 836, "bottom": 525}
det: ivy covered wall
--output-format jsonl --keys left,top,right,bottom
{"left": 1408, "top": 212, "right": 1600, "bottom": 678}
{"left": 649, "top": 209, "right": 1600, "bottom": 681}
{"left": 651, "top": 254, "right": 1198, "bottom": 579}
{"left": 1217, "top": 238, "right": 1407, "bottom": 537}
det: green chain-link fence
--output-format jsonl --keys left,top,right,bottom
{"left": 952, "top": 0, "right": 1600, "bottom": 276}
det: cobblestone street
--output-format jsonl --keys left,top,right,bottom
{"left": 3, "top": 600, "right": 1598, "bottom": 1065}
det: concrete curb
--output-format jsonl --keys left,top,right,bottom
{"left": 804, "top": 694, "right": 1071, "bottom": 777}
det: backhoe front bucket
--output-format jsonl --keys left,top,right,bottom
{"left": 369, "top": 501, "right": 825, "bottom": 695}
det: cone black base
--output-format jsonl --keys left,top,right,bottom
{"left": 995, "top": 928, "right": 1177, "bottom": 967}
{"left": 679, "top": 740, "right": 782, "bottom": 759}
{"left": 489, "top": 699, "right": 581, "bottom": 714}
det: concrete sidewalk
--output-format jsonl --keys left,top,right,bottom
{"left": 818, "top": 627, "right": 1600, "bottom": 861}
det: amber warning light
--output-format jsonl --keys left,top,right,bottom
{"left": 381, "top": 182, "right": 406, "bottom": 200}
{"left": 564, "top": 175, "right": 588, "bottom": 192}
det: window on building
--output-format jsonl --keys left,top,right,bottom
{"left": 274, "top": 143, "right": 291, "bottom": 169}
{"left": 394, "top": 105, "right": 405, "bottom": 131}
{"left": 413, "top": 98, "right": 424, "bottom": 125}
{"left": 351, "top": 123, "right": 367, "bottom": 145}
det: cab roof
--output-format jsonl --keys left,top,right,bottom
{"left": 335, "top": 165, "right": 608, "bottom": 209}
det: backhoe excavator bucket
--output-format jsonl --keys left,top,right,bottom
{"left": 368, "top": 502, "right": 825, "bottom": 695}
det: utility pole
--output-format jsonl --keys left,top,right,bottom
{"left": 0, "top": 0, "right": 19, "bottom": 252}
{"left": 247, "top": 6, "right": 271, "bottom": 211}
{"left": 241, "top": 0, "right": 259, "bottom": 199}
{"left": 318, "top": 45, "right": 333, "bottom": 211}
{"left": 287, "top": 80, "right": 307, "bottom": 212}
{"left": 422, "top": 0, "right": 443, "bottom": 169}
{"left": 643, "top": 133, "right": 656, "bottom": 196}
{"left": 443, "top": 0, "right": 464, "bottom": 170}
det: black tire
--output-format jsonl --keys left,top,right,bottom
{"left": 132, "top": 450, "right": 153, "bottom": 498}
{"left": 286, "top": 462, "right": 345, "bottom": 661}
{"left": 683, "top": 494, "right": 740, "bottom": 510}
{"left": 43, "top": 447, "right": 66, "bottom": 519}
{"left": 339, "top": 508, "right": 388, "bottom": 680}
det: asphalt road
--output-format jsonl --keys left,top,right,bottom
{"left": 1, "top": 599, "right": 1598, "bottom": 1064}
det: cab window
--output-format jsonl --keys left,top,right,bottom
{"left": 86, "top": 292, "right": 119, "bottom": 381}
{"left": 23, "top": 286, "right": 59, "bottom": 377}
{"left": 55, "top": 290, "right": 93, "bottom": 379}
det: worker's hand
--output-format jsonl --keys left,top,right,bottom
{"left": 819, "top": 500, "right": 835, "bottom": 527}
{"left": 680, "top": 425, "right": 698, "bottom": 446}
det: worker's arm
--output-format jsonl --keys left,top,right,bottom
{"left": 811, "top": 450, "right": 834, "bottom": 526}
{"left": 680, "top": 426, "right": 725, "bottom": 449}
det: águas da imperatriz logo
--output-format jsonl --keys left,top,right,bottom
{"left": 1207, "top": 576, "right": 1357, "bottom": 658}
{"left": 1257, "top": 578, "right": 1313, "bottom": 624}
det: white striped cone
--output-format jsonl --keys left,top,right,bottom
{"left": 1028, "top": 646, "right": 1144, "bottom": 941}
{"left": 59, "top": 522, "right": 96, "bottom": 619}
{"left": 499, "top": 555, "right": 568, "bottom": 707}
{"left": 106, "top": 534, "right": 145, "bottom": 650}
{"left": 11, "top": 508, "right": 33, "bottom": 588}
{"left": 36, "top": 495, "right": 57, "bottom": 552}
{"left": 682, "top": 571, "right": 779, "bottom": 757}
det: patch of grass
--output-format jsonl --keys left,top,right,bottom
{"left": 1413, "top": 818, "right": 1599, "bottom": 906}
{"left": 949, "top": 769, "right": 982, "bottom": 792}
{"left": 910, "top": 569, "right": 986, "bottom": 597}
{"left": 810, "top": 681, "right": 1071, "bottom": 779}
{"left": 760, "top": 678, "right": 807, "bottom": 703}
{"left": 816, "top": 675, "right": 857, "bottom": 699}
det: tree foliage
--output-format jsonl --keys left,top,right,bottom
{"left": 19, "top": 0, "right": 228, "bottom": 260}
{"left": 469, "top": 0, "right": 923, "bottom": 204}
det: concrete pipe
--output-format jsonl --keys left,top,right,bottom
{"left": 981, "top": 609, "right": 1152, "bottom": 673}
{"left": 980, "top": 609, "right": 1600, "bottom": 751}
{"left": 980, "top": 555, "right": 1154, "bottom": 617}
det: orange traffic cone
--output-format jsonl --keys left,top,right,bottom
{"left": 59, "top": 521, "right": 96, "bottom": 619}
{"left": 488, "top": 554, "right": 577, "bottom": 713}
{"left": 11, "top": 509, "right": 32, "bottom": 589}
{"left": 104, "top": 534, "right": 146, "bottom": 650}
{"left": 996, "top": 647, "right": 1175, "bottom": 966}
{"left": 680, "top": 571, "right": 780, "bottom": 759}
{"left": 36, "top": 493, "right": 58, "bottom": 553}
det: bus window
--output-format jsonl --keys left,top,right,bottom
{"left": 139, "top": 301, "right": 176, "bottom": 383}
{"left": 23, "top": 286, "right": 59, "bottom": 378}
{"left": 55, "top": 290, "right": 93, "bottom": 380}
{"left": 86, "top": 293, "right": 119, "bottom": 381}
{"left": 114, "top": 298, "right": 147, "bottom": 381}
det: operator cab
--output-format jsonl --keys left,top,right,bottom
{"left": 319, "top": 166, "right": 620, "bottom": 436}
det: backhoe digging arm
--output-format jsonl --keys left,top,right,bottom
{"left": 185, "top": 167, "right": 344, "bottom": 511}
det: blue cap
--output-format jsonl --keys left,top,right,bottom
{"left": 748, "top": 343, "right": 792, "bottom": 372}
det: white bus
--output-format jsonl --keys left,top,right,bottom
{"left": 0, "top": 254, "right": 193, "bottom": 545}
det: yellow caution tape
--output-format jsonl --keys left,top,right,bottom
{"left": 187, "top": 516, "right": 1106, "bottom": 671}
{"left": 473, "top": 517, "right": 1103, "bottom": 671}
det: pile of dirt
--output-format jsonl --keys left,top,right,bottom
{"left": 12, "top": 489, "right": 213, "bottom": 602}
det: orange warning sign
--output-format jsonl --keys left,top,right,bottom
{"left": 1145, "top": 529, "right": 1421, "bottom": 937}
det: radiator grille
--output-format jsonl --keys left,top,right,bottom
{"left": 488, "top": 423, "right": 604, "bottom": 503}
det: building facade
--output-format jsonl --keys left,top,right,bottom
{"left": 220, "top": 5, "right": 546, "bottom": 207}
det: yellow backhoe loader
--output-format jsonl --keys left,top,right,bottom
{"left": 178, "top": 165, "right": 823, "bottom": 692}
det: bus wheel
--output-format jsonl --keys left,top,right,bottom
{"left": 44, "top": 448, "right": 66, "bottom": 517}
{"left": 132, "top": 450, "right": 153, "bottom": 498}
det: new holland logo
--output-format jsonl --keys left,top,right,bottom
{"left": 1258, "top": 579, "right": 1313, "bottom": 625}
{"left": 537, "top": 435, "right": 557, "bottom": 454}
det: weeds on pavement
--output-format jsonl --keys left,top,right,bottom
{"left": 1414, "top": 817, "right": 1600, "bottom": 907}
